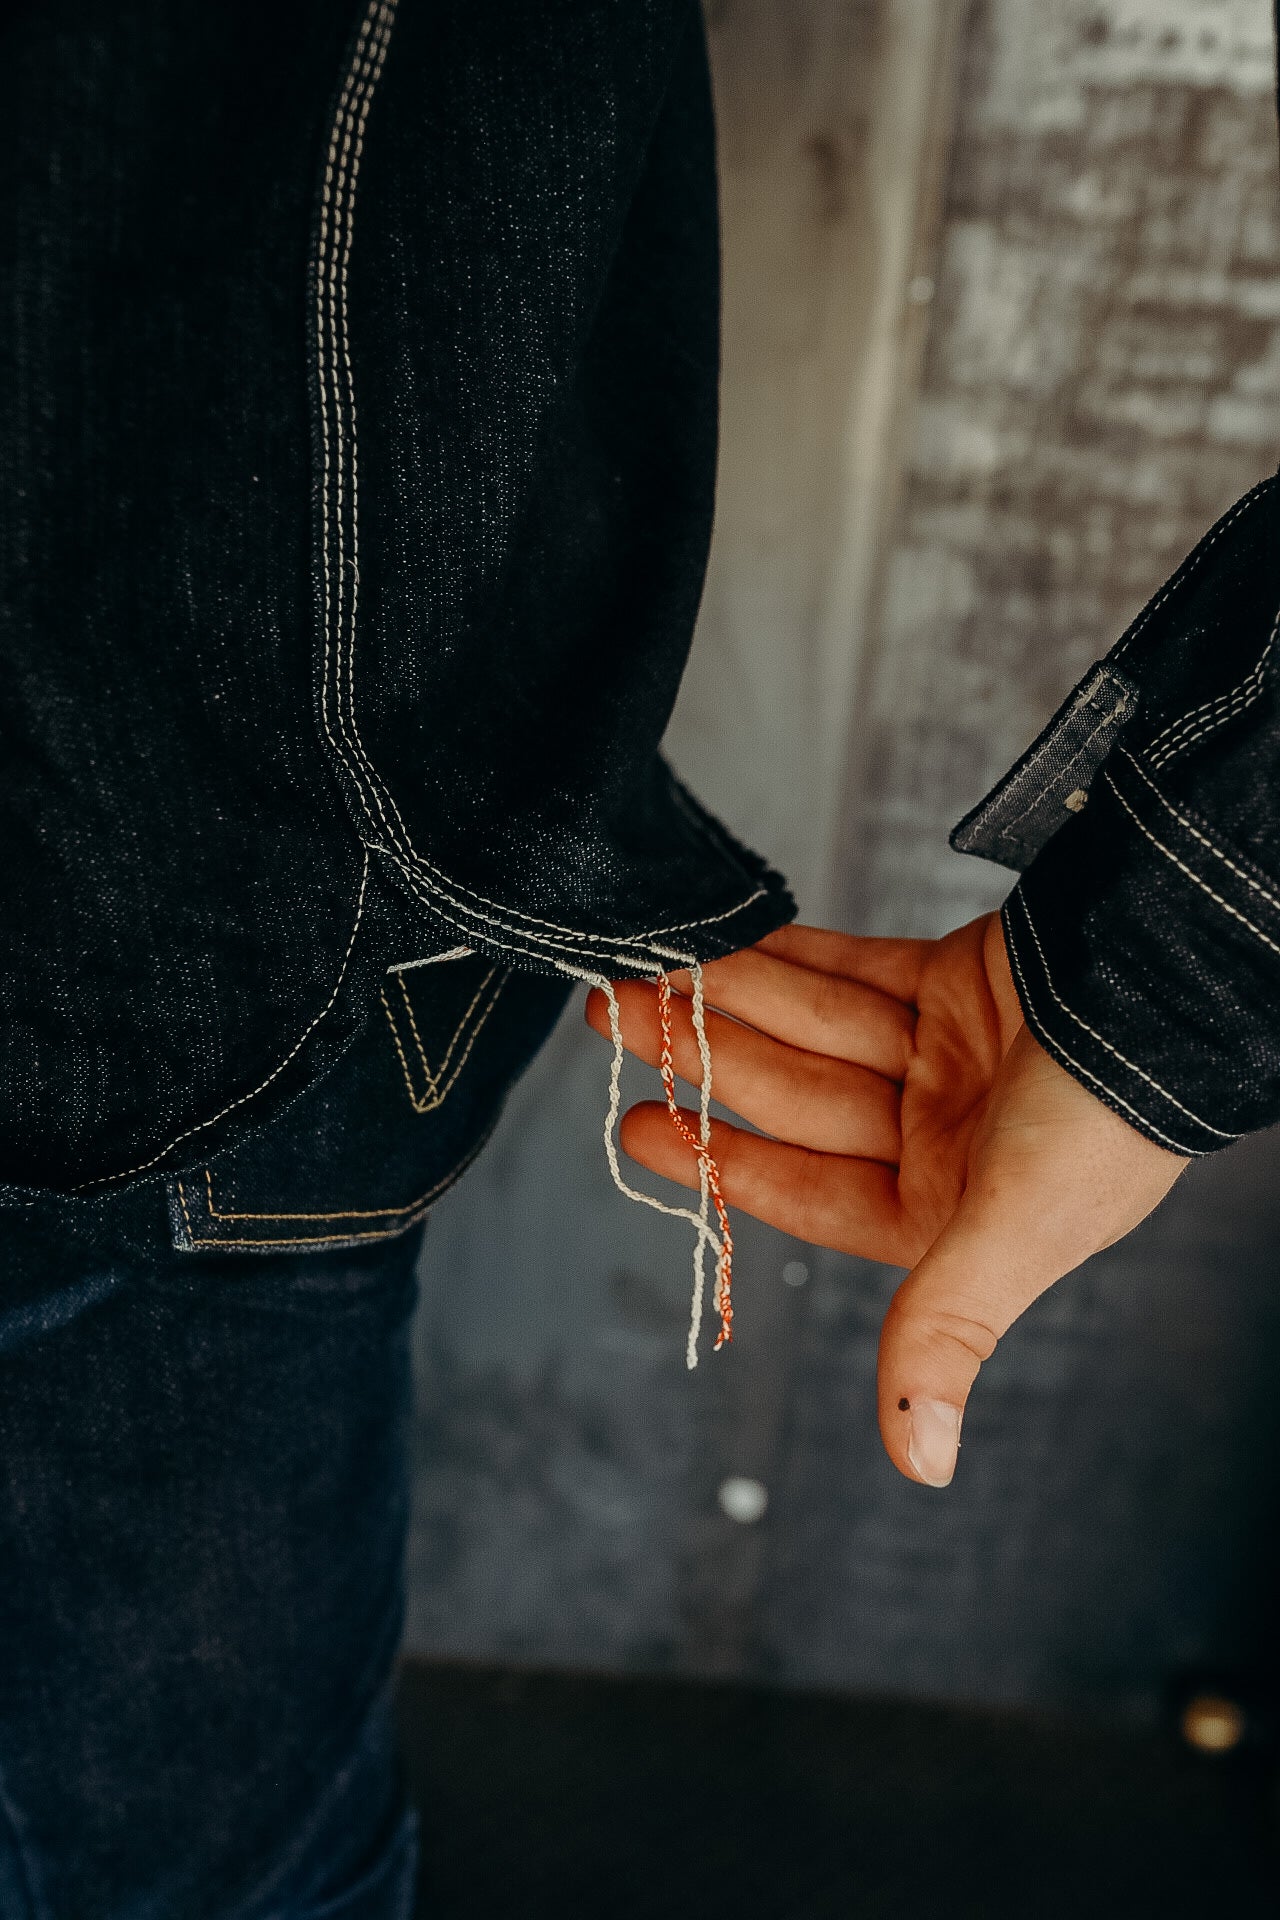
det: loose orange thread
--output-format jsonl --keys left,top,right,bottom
{"left": 657, "top": 971, "right": 734, "bottom": 1349}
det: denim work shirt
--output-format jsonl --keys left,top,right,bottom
{"left": 4, "top": 1, "right": 1280, "bottom": 1204}
{"left": 0, "top": 0, "right": 793, "bottom": 1197}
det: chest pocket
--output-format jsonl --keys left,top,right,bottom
{"left": 167, "top": 955, "right": 569, "bottom": 1253}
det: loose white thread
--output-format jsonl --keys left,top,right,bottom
{"left": 685, "top": 963, "right": 715, "bottom": 1366}
{"left": 387, "top": 947, "right": 475, "bottom": 971}
{"left": 653, "top": 947, "right": 721, "bottom": 1363}
{"left": 558, "top": 960, "right": 724, "bottom": 1369}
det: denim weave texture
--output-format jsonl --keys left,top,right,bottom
{"left": 0, "top": 0, "right": 793, "bottom": 1197}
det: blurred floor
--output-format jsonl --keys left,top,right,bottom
{"left": 397, "top": 1659, "right": 1278, "bottom": 1919}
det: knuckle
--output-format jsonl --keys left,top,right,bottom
{"left": 792, "top": 1145, "right": 836, "bottom": 1240}
{"left": 921, "top": 1309, "right": 1000, "bottom": 1367}
{"left": 808, "top": 969, "right": 843, "bottom": 1033}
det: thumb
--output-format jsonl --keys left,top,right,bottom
{"left": 879, "top": 1026, "right": 1188, "bottom": 1488}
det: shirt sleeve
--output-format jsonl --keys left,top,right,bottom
{"left": 951, "top": 472, "right": 1280, "bottom": 1156}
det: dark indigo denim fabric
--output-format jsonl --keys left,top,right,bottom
{"left": 0, "top": 8, "right": 789, "bottom": 1908}
{"left": 0, "top": 0, "right": 793, "bottom": 1200}
{"left": 954, "top": 473, "right": 1280, "bottom": 1156}
{"left": 0, "top": 954, "right": 567, "bottom": 1919}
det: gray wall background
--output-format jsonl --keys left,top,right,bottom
{"left": 405, "top": 0, "right": 1280, "bottom": 1723}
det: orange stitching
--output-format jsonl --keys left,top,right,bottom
{"left": 657, "top": 972, "right": 734, "bottom": 1350}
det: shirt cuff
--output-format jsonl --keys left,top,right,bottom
{"left": 1002, "top": 745, "right": 1280, "bottom": 1156}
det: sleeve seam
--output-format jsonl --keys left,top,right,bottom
{"left": 1103, "top": 770, "right": 1280, "bottom": 965}
{"left": 1002, "top": 903, "right": 1206, "bottom": 1156}
{"left": 1147, "top": 600, "right": 1280, "bottom": 769}
{"left": 1122, "top": 749, "right": 1280, "bottom": 918}
{"left": 1009, "top": 890, "right": 1234, "bottom": 1142}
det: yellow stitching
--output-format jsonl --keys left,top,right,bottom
{"left": 431, "top": 970, "right": 508, "bottom": 1102}
{"left": 74, "top": 854, "right": 371, "bottom": 1192}
{"left": 436, "top": 966, "right": 501, "bottom": 1077}
{"left": 174, "top": 1128, "right": 494, "bottom": 1247}
{"left": 197, "top": 968, "right": 509, "bottom": 1221}
{"left": 204, "top": 1164, "right": 421, "bottom": 1222}
{"left": 396, "top": 970, "right": 441, "bottom": 1095}
{"left": 381, "top": 983, "right": 430, "bottom": 1111}
{"left": 381, "top": 965, "right": 507, "bottom": 1115}
{"left": 401, "top": 964, "right": 498, "bottom": 1085}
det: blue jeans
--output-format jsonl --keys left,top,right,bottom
{"left": 0, "top": 957, "right": 569, "bottom": 1917}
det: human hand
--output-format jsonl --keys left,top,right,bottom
{"left": 584, "top": 915, "right": 1187, "bottom": 1487}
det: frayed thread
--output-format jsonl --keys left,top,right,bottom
{"left": 560, "top": 954, "right": 734, "bottom": 1369}
{"left": 657, "top": 971, "right": 733, "bottom": 1352}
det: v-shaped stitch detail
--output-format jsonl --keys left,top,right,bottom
{"left": 380, "top": 965, "right": 507, "bottom": 1113}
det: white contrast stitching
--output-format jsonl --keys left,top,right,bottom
{"left": 384, "top": 836, "right": 769, "bottom": 957}
{"left": 316, "top": 3, "right": 381, "bottom": 829}
{"left": 384, "top": 853, "right": 658, "bottom": 970}
{"left": 387, "top": 947, "right": 475, "bottom": 971}
{"left": 1148, "top": 601, "right": 1280, "bottom": 769}
{"left": 1014, "top": 888, "right": 1233, "bottom": 1138}
{"left": 987, "top": 695, "right": 1131, "bottom": 845}
{"left": 1123, "top": 752, "right": 1280, "bottom": 917}
{"left": 638, "top": 887, "right": 771, "bottom": 941}
{"left": 1105, "top": 771, "right": 1280, "bottom": 965}
{"left": 1003, "top": 901, "right": 1201, "bottom": 1155}
{"left": 334, "top": 6, "right": 415, "bottom": 854}
{"left": 1113, "top": 475, "right": 1276, "bottom": 666}
{"left": 75, "top": 852, "right": 372, "bottom": 1191}
{"left": 312, "top": 0, "right": 770, "bottom": 964}
{"left": 381, "top": 845, "right": 764, "bottom": 973}
{"left": 318, "top": 1, "right": 407, "bottom": 856}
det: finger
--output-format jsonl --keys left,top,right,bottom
{"left": 585, "top": 978, "right": 901, "bottom": 1161}
{"left": 618, "top": 1100, "right": 911, "bottom": 1268}
{"left": 752, "top": 924, "right": 930, "bottom": 1003}
{"left": 877, "top": 1027, "right": 1188, "bottom": 1490}
{"left": 659, "top": 944, "right": 915, "bottom": 1079}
